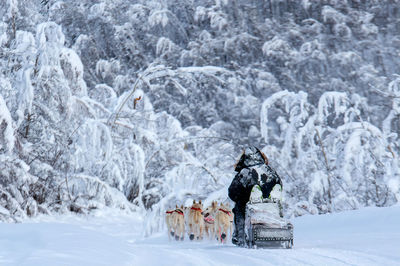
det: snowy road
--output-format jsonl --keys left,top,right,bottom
{"left": 0, "top": 205, "right": 399, "bottom": 266}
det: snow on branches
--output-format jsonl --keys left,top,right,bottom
{"left": 260, "top": 90, "right": 399, "bottom": 216}
{"left": 0, "top": 93, "right": 14, "bottom": 153}
{"left": 1, "top": 0, "right": 400, "bottom": 228}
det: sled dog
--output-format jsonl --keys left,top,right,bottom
{"left": 203, "top": 201, "right": 218, "bottom": 240}
{"left": 188, "top": 200, "right": 204, "bottom": 240}
{"left": 214, "top": 203, "right": 233, "bottom": 243}
{"left": 171, "top": 205, "right": 185, "bottom": 241}
{"left": 165, "top": 208, "right": 175, "bottom": 241}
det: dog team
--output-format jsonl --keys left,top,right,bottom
{"left": 165, "top": 200, "right": 234, "bottom": 243}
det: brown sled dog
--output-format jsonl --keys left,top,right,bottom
{"left": 203, "top": 201, "right": 218, "bottom": 240}
{"left": 188, "top": 200, "right": 204, "bottom": 240}
{"left": 171, "top": 205, "right": 185, "bottom": 241}
{"left": 214, "top": 203, "right": 233, "bottom": 243}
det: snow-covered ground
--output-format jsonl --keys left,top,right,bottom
{"left": 0, "top": 205, "right": 399, "bottom": 266}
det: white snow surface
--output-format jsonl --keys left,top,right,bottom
{"left": 0, "top": 205, "right": 399, "bottom": 266}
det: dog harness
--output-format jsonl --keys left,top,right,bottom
{"left": 191, "top": 207, "right": 202, "bottom": 212}
{"left": 218, "top": 208, "right": 231, "bottom": 216}
{"left": 175, "top": 209, "right": 184, "bottom": 216}
{"left": 166, "top": 211, "right": 174, "bottom": 214}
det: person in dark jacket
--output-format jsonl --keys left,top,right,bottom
{"left": 228, "top": 146, "right": 282, "bottom": 246}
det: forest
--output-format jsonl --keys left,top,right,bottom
{"left": 0, "top": 0, "right": 399, "bottom": 234}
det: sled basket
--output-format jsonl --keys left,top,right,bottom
{"left": 245, "top": 201, "right": 294, "bottom": 249}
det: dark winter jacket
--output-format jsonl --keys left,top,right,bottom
{"left": 228, "top": 147, "right": 282, "bottom": 206}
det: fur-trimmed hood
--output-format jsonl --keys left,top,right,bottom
{"left": 234, "top": 146, "right": 266, "bottom": 172}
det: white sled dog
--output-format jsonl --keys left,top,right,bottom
{"left": 188, "top": 200, "right": 204, "bottom": 240}
{"left": 171, "top": 205, "right": 185, "bottom": 241}
{"left": 203, "top": 201, "right": 218, "bottom": 240}
{"left": 214, "top": 203, "right": 233, "bottom": 243}
{"left": 165, "top": 208, "right": 175, "bottom": 241}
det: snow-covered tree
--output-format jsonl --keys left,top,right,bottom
{"left": 261, "top": 90, "right": 399, "bottom": 216}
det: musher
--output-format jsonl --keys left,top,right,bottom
{"left": 228, "top": 146, "right": 282, "bottom": 246}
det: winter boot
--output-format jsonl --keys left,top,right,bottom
{"left": 232, "top": 204, "right": 246, "bottom": 247}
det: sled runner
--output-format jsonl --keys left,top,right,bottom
{"left": 245, "top": 186, "right": 293, "bottom": 249}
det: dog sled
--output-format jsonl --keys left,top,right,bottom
{"left": 244, "top": 186, "right": 293, "bottom": 249}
